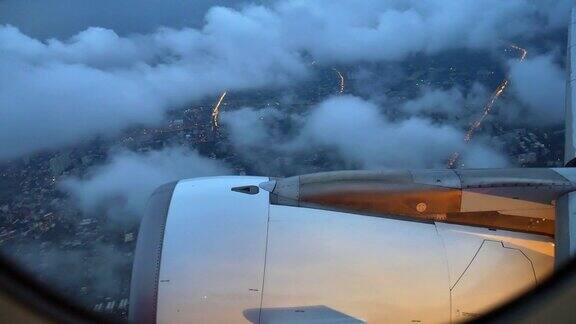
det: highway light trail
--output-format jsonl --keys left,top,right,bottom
{"left": 212, "top": 91, "right": 227, "bottom": 129}
{"left": 333, "top": 68, "right": 345, "bottom": 94}
{"left": 463, "top": 79, "right": 509, "bottom": 142}
{"left": 447, "top": 45, "right": 527, "bottom": 168}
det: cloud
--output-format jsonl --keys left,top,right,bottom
{"left": 508, "top": 54, "right": 565, "bottom": 125}
{"left": 0, "top": 0, "right": 570, "bottom": 160}
{"left": 402, "top": 87, "right": 465, "bottom": 115}
{"left": 221, "top": 107, "right": 311, "bottom": 175}
{"left": 0, "top": 18, "right": 307, "bottom": 159}
{"left": 400, "top": 84, "right": 495, "bottom": 126}
{"left": 223, "top": 96, "right": 509, "bottom": 171}
{"left": 295, "top": 96, "right": 508, "bottom": 168}
{"left": 61, "top": 147, "right": 230, "bottom": 220}
{"left": 222, "top": 107, "right": 285, "bottom": 147}
{"left": 273, "top": 0, "right": 570, "bottom": 62}
{"left": 0, "top": 55, "right": 166, "bottom": 159}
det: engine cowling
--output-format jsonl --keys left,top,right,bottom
{"left": 130, "top": 175, "right": 554, "bottom": 323}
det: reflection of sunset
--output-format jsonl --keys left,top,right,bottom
{"left": 266, "top": 169, "right": 561, "bottom": 236}
{"left": 262, "top": 204, "right": 553, "bottom": 323}
{"left": 300, "top": 189, "right": 554, "bottom": 236}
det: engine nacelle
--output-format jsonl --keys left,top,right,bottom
{"left": 130, "top": 176, "right": 554, "bottom": 323}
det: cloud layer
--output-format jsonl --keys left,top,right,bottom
{"left": 508, "top": 54, "right": 566, "bottom": 125}
{"left": 223, "top": 95, "right": 508, "bottom": 172}
{"left": 0, "top": 0, "right": 570, "bottom": 159}
{"left": 61, "top": 147, "right": 230, "bottom": 220}
{"left": 0, "top": 17, "right": 307, "bottom": 159}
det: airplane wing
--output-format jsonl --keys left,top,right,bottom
{"left": 129, "top": 172, "right": 561, "bottom": 323}
{"left": 262, "top": 168, "right": 576, "bottom": 237}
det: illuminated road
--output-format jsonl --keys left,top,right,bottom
{"left": 510, "top": 44, "right": 527, "bottom": 62}
{"left": 447, "top": 45, "right": 527, "bottom": 168}
{"left": 463, "top": 79, "right": 509, "bottom": 142}
{"left": 212, "top": 91, "right": 228, "bottom": 129}
{"left": 333, "top": 68, "right": 345, "bottom": 94}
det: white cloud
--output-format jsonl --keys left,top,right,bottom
{"left": 0, "top": 0, "right": 569, "bottom": 159}
{"left": 223, "top": 96, "right": 509, "bottom": 170}
{"left": 402, "top": 87, "right": 465, "bottom": 115}
{"left": 508, "top": 54, "right": 565, "bottom": 125}
{"left": 61, "top": 147, "right": 230, "bottom": 219}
